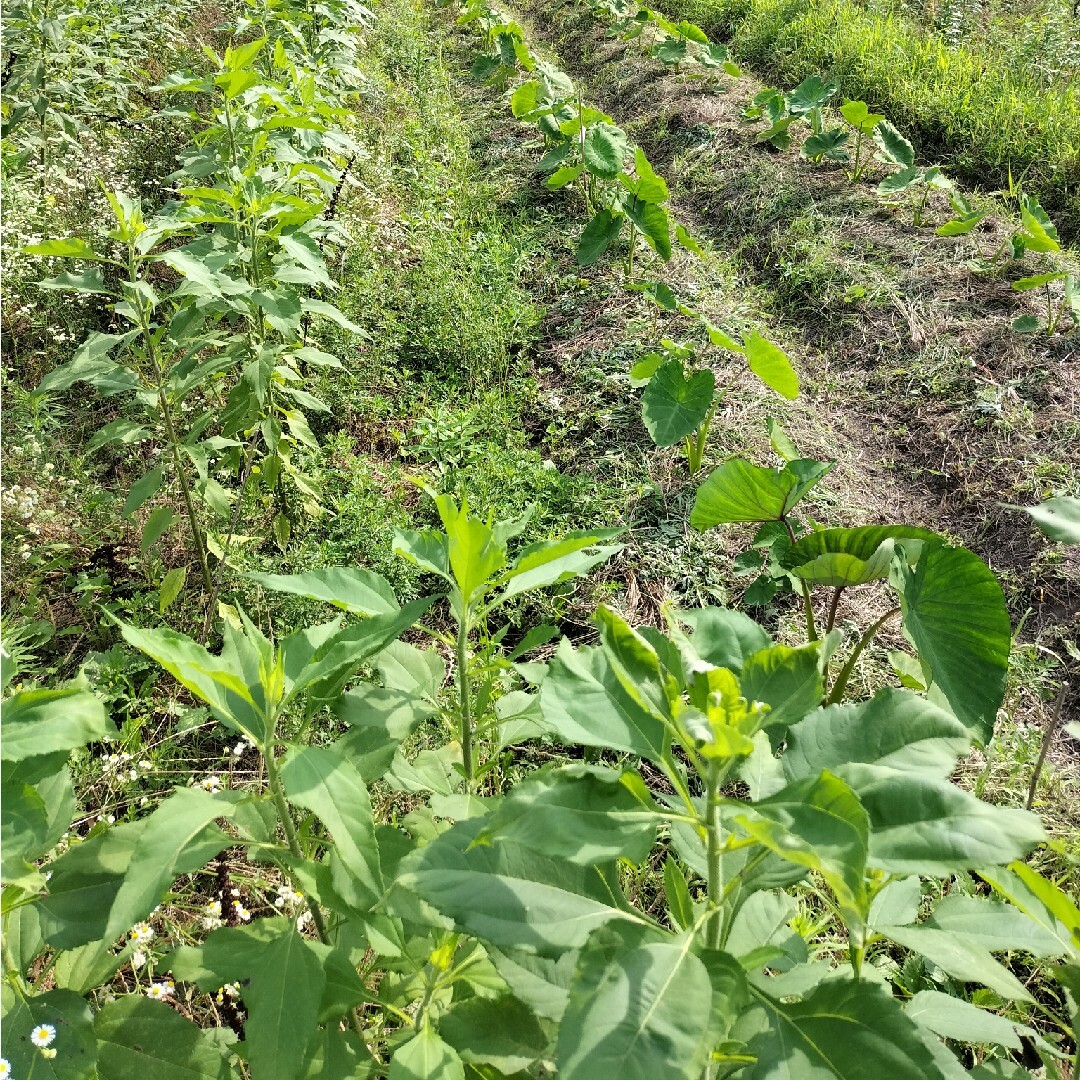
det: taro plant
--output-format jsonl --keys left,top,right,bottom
{"left": 622, "top": 9, "right": 741, "bottom": 84}
{"left": 629, "top": 316, "right": 799, "bottom": 473}
{"left": 457, "top": 0, "right": 535, "bottom": 86}
{"left": 873, "top": 121, "right": 956, "bottom": 226}
{"left": 741, "top": 74, "right": 837, "bottom": 151}
{"left": 691, "top": 449, "right": 1013, "bottom": 745}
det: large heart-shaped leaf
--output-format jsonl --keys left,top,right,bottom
{"left": 641, "top": 359, "right": 714, "bottom": 447}
{"left": 577, "top": 209, "right": 624, "bottom": 265}
{"left": 691, "top": 458, "right": 833, "bottom": 529}
{"left": 583, "top": 122, "right": 628, "bottom": 179}
{"left": 783, "top": 526, "right": 937, "bottom": 586}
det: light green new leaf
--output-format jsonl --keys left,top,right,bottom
{"left": 744, "top": 977, "right": 966, "bottom": 1079}
{"left": 893, "top": 542, "right": 1011, "bottom": 744}
{"left": 434, "top": 494, "right": 506, "bottom": 605}
{"left": 784, "top": 688, "right": 971, "bottom": 781}
{"left": 168, "top": 920, "right": 324, "bottom": 1080}
{"left": 739, "top": 641, "right": 824, "bottom": 732}
{"left": 642, "top": 359, "right": 714, "bottom": 447}
{"left": 95, "top": 996, "right": 233, "bottom": 1079}
{"left": 937, "top": 210, "right": 987, "bottom": 236}
{"left": 25, "top": 237, "right": 105, "bottom": 260}
{"left": 555, "top": 925, "right": 726, "bottom": 1080}
{"left": 976, "top": 863, "right": 1080, "bottom": 958}
{"left": 281, "top": 744, "right": 383, "bottom": 911}
{"left": 743, "top": 332, "right": 798, "bottom": 399}
{"left": 839, "top": 99, "right": 885, "bottom": 133}
{"left": 159, "top": 566, "right": 186, "bottom": 613}
{"left": 783, "top": 525, "right": 937, "bottom": 586}
{"left": 577, "top": 209, "right": 624, "bottom": 265}
{"left": 104, "top": 787, "right": 237, "bottom": 940}
{"left": 477, "top": 764, "right": 660, "bottom": 865}
{"left": 1, "top": 685, "right": 114, "bottom": 761}
{"left": 389, "top": 1025, "right": 464, "bottom": 1080}
{"left": 248, "top": 566, "right": 400, "bottom": 615}
{"left": 839, "top": 763, "right": 1044, "bottom": 876}
{"left": 691, "top": 457, "right": 833, "bottom": 528}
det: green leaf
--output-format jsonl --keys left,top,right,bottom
{"left": 1018, "top": 496, "right": 1080, "bottom": 545}
{"left": 641, "top": 359, "right": 714, "bottom": 447}
{"left": 877, "top": 924, "right": 1033, "bottom": 1000}
{"left": 500, "top": 529, "right": 623, "bottom": 603}
{"left": 280, "top": 744, "right": 383, "bottom": 912}
{"left": 158, "top": 566, "right": 186, "bottom": 613}
{"left": 976, "top": 863, "right": 1079, "bottom": 958}
{"left": 925, "top": 893, "right": 1066, "bottom": 957}
{"left": 786, "top": 74, "right": 837, "bottom": 114}
{"left": 675, "top": 224, "right": 704, "bottom": 256}
{"left": 301, "top": 297, "right": 365, "bottom": 335}
{"left": 936, "top": 210, "right": 987, "bottom": 236}
{"left": 691, "top": 457, "right": 832, "bottom": 528}
{"left": 663, "top": 856, "right": 695, "bottom": 929}
{"left": 577, "top": 209, "right": 624, "bottom": 266}
{"left": 873, "top": 120, "right": 915, "bottom": 167}
{"left": 839, "top": 100, "right": 885, "bottom": 134}
{"left": 168, "top": 920, "right": 324, "bottom": 1080}
{"left": 839, "top": 763, "right": 1044, "bottom": 876}
{"left": 541, "top": 638, "right": 669, "bottom": 761}
{"left": 439, "top": 995, "right": 549, "bottom": 1073}
{"left": 1, "top": 686, "right": 113, "bottom": 761}
{"left": 248, "top": 567, "right": 400, "bottom": 615}
{"left": 1012, "top": 271, "right": 1066, "bottom": 291}
{"left": 784, "top": 688, "right": 971, "bottom": 781}
{"left": 140, "top": 506, "right": 175, "bottom": 554}
{"left": 626, "top": 200, "right": 672, "bottom": 260}
{"left": 24, "top": 237, "right": 104, "bottom": 260}
{"left": 906, "top": 991, "right": 1032, "bottom": 1049}
{"left": 1011, "top": 314, "right": 1040, "bottom": 333}
{"left": 389, "top": 1025, "right": 464, "bottom": 1080}
{"left": 631, "top": 147, "right": 669, "bottom": 203}
{"left": 433, "top": 493, "right": 506, "bottom": 605}
{"left": 555, "top": 924, "right": 729, "bottom": 1080}
{"left": 744, "top": 977, "right": 966, "bottom": 1079}
{"left": 396, "top": 818, "right": 647, "bottom": 955}
{"left": 39, "top": 266, "right": 111, "bottom": 294}
{"left": 783, "top": 525, "right": 937, "bottom": 586}
{"left": 95, "top": 995, "right": 233, "bottom": 1079}
{"left": 893, "top": 542, "right": 1011, "bottom": 744}
{"left": 104, "top": 787, "right": 236, "bottom": 941}
{"left": 802, "top": 128, "right": 850, "bottom": 163}
{"left": 477, "top": 764, "right": 659, "bottom": 865}
{"left": 739, "top": 641, "right": 825, "bottom": 732}
{"left": 547, "top": 164, "right": 584, "bottom": 189}
{"left": 0, "top": 985, "right": 97, "bottom": 1079}
{"left": 743, "top": 332, "right": 798, "bottom": 399}
{"left": 1017, "top": 194, "right": 1060, "bottom": 252}
{"left": 878, "top": 165, "right": 922, "bottom": 194}
{"left": 122, "top": 467, "right": 164, "bottom": 517}
{"left": 583, "top": 122, "right": 629, "bottom": 179}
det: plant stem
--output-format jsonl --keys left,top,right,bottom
{"left": 826, "top": 607, "right": 901, "bottom": 704}
{"left": 782, "top": 517, "right": 817, "bottom": 641}
{"left": 825, "top": 586, "right": 844, "bottom": 634}
{"left": 1026, "top": 680, "right": 1069, "bottom": 810}
{"left": 456, "top": 607, "right": 474, "bottom": 790}
{"left": 626, "top": 220, "right": 636, "bottom": 282}
{"left": 705, "top": 759, "right": 724, "bottom": 951}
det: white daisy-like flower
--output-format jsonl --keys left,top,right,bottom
{"left": 199, "top": 775, "right": 223, "bottom": 794}
{"left": 146, "top": 982, "right": 174, "bottom": 1000}
{"left": 129, "top": 922, "right": 154, "bottom": 945}
{"left": 132, "top": 950, "right": 147, "bottom": 968}
{"left": 233, "top": 901, "right": 251, "bottom": 923}
{"left": 30, "top": 1024, "right": 56, "bottom": 1047}
{"left": 1, "top": 1055, "right": 11, "bottom": 1077}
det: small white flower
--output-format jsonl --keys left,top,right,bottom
{"left": 146, "top": 981, "right": 174, "bottom": 1000}
{"left": 30, "top": 1023, "right": 56, "bottom": 1047}
{"left": 132, "top": 950, "right": 147, "bottom": 968}
{"left": 1, "top": 1055, "right": 11, "bottom": 1077}
{"left": 233, "top": 901, "right": 251, "bottom": 923}
{"left": 129, "top": 922, "right": 154, "bottom": 945}
{"left": 199, "top": 775, "right": 223, "bottom": 794}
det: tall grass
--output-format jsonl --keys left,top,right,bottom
{"left": 663, "top": 0, "right": 1080, "bottom": 238}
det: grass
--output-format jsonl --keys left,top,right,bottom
{"left": 654, "top": 0, "right": 1080, "bottom": 239}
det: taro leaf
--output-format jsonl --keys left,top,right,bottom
{"left": 0, "top": 985, "right": 97, "bottom": 1079}
{"left": 838, "top": 763, "right": 1044, "bottom": 876}
{"left": 892, "top": 542, "right": 1010, "bottom": 744}
{"left": 548, "top": 163, "right": 584, "bottom": 189}
{"left": 782, "top": 525, "right": 938, "bottom": 586}
{"left": 906, "top": 991, "right": 1032, "bottom": 1049}
{"left": 95, "top": 996, "right": 233, "bottom": 1079}
{"left": 247, "top": 566, "right": 400, "bottom": 615}
{"left": 104, "top": 787, "right": 237, "bottom": 940}
{"left": 783, "top": 687, "right": 971, "bottom": 782}
{"left": 742, "top": 977, "right": 966, "bottom": 1079}
{"left": 630, "top": 147, "right": 668, "bottom": 203}
{"left": 839, "top": 99, "right": 885, "bottom": 134}
{"left": 167, "top": 920, "right": 324, "bottom": 1080}
{"left": 802, "top": 128, "right": 850, "bottom": 163}
{"left": 577, "top": 209, "right": 624, "bottom": 265}
{"left": 735, "top": 771, "right": 869, "bottom": 925}
{"left": 583, "top": 122, "right": 628, "bottom": 179}
{"left": 743, "top": 331, "right": 798, "bottom": 399}
{"left": 1018, "top": 496, "right": 1080, "bottom": 545}
{"left": 1011, "top": 314, "right": 1040, "bottom": 333}
{"left": 641, "top": 359, "right": 714, "bottom": 447}
{"left": 541, "top": 637, "right": 669, "bottom": 761}
{"left": 873, "top": 120, "right": 915, "bottom": 167}
{"left": 439, "top": 995, "right": 549, "bottom": 1074}
{"left": 626, "top": 199, "right": 672, "bottom": 260}
{"left": 395, "top": 817, "right": 648, "bottom": 955}
{"left": 786, "top": 75, "right": 837, "bottom": 114}
{"left": 389, "top": 1024, "right": 464, "bottom": 1080}
{"left": 676, "top": 606, "right": 772, "bottom": 670}
{"left": 1017, "top": 194, "right": 1060, "bottom": 252}
{"left": 499, "top": 528, "right": 624, "bottom": 603}
{"left": 280, "top": 744, "right": 383, "bottom": 912}
{"left": 1012, "top": 271, "right": 1067, "bottom": 291}
{"left": 878, "top": 165, "right": 922, "bottom": 194}
{"left": 555, "top": 924, "right": 729, "bottom": 1080}
{"left": 937, "top": 210, "right": 987, "bottom": 236}
{"left": 1, "top": 686, "right": 114, "bottom": 761}
{"left": 652, "top": 36, "right": 689, "bottom": 64}
{"left": 876, "top": 924, "right": 1033, "bottom": 1000}
{"left": 690, "top": 457, "right": 833, "bottom": 529}
{"left": 476, "top": 764, "right": 660, "bottom": 865}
